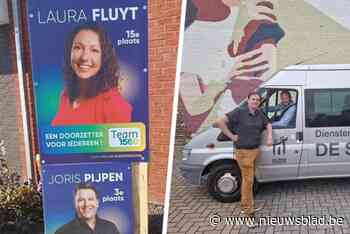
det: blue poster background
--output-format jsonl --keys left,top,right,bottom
{"left": 42, "top": 162, "right": 133, "bottom": 234}
{"left": 26, "top": 0, "right": 149, "bottom": 161}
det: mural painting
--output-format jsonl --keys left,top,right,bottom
{"left": 180, "top": 0, "right": 350, "bottom": 135}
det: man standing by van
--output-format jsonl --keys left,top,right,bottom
{"left": 214, "top": 92, "right": 273, "bottom": 224}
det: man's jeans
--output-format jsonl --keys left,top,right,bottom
{"left": 236, "top": 148, "right": 261, "bottom": 217}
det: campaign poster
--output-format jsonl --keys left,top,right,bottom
{"left": 42, "top": 162, "right": 133, "bottom": 234}
{"left": 26, "top": 0, "right": 148, "bottom": 161}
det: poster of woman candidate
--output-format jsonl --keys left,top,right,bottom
{"left": 42, "top": 162, "right": 133, "bottom": 234}
{"left": 26, "top": 0, "right": 148, "bottom": 161}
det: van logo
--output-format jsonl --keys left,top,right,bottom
{"left": 273, "top": 136, "right": 288, "bottom": 155}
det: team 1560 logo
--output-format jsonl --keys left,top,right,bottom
{"left": 108, "top": 127, "right": 142, "bottom": 147}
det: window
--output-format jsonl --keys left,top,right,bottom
{"left": 0, "top": 0, "right": 9, "bottom": 25}
{"left": 260, "top": 88, "right": 298, "bottom": 129}
{"left": 0, "top": 24, "right": 13, "bottom": 75}
{"left": 305, "top": 89, "right": 350, "bottom": 127}
{"left": 0, "top": 1, "right": 12, "bottom": 75}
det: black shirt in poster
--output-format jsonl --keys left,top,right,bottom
{"left": 55, "top": 216, "right": 120, "bottom": 234}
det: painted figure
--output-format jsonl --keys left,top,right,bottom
{"left": 180, "top": 0, "right": 284, "bottom": 134}
{"left": 180, "top": 0, "right": 350, "bottom": 135}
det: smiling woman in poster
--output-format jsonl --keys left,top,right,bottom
{"left": 52, "top": 24, "right": 132, "bottom": 126}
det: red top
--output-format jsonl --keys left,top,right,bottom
{"left": 52, "top": 89, "right": 132, "bottom": 126}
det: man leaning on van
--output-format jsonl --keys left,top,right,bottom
{"left": 214, "top": 92, "right": 273, "bottom": 227}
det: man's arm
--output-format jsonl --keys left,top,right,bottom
{"left": 213, "top": 115, "right": 238, "bottom": 142}
{"left": 266, "top": 104, "right": 282, "bottom": 112}
{"left": 266, "top": 123, "right": 273, "bottom": 146}
{"left": 272, "top": 105, "right": 296, "bottom": 127}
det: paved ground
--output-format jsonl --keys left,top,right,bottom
{"left": 167, "top": 146, "right": 350, "bottom": 234}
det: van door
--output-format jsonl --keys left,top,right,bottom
{"left": 256, "top": 87, "right": 303, "bottom": 181}
{"left": 300, "top": 88, "right": 350, "bottom": 177}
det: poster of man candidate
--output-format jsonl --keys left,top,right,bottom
{"left": 42, "top": 162, "right": 133, "bottom": 234}
{"left": 26, "top": 0, "right": 148, "bottom": 161}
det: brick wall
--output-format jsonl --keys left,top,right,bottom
{"left": 0, "top": 74, "right": 22, "bottom": 173}
{"left": 148, "top": 0, "right": 181, "bottom": 204}
{"left": 0, "top": 0, "right": 28, "bottom": 180}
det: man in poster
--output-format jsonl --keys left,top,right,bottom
{"left": 55, "top": 184, "right": 120, "bottom": 234}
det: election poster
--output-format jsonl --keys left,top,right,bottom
{"left": 26, "top": 0, "right": 149, "bottom": 161}
{"left": 42, "top": 162, "right": 133, "bottom": 234}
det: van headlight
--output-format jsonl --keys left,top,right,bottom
{"left": 182, "top": 149, "right": 192, "bottom": 161}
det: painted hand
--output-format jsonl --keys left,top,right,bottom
{"left": 228, "top": 44, "right": 277, "bottom": 82}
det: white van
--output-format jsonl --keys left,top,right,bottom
{"left": 180, "top": 64, "right": 350, "bottom": 202}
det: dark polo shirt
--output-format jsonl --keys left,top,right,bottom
{"left": 226, "top": 106, "right": 269, "bottom": 149}
{"left": 55, "top": 216, "right": 120, "bottom": 234}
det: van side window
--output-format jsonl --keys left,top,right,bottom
{"left": 305, "top": 89, "right": 350, "bottom": 127}
{"left": 261, "top": 89, "right": 297, "bottom": 129}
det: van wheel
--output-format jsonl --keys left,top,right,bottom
{"left": 207, "top": 163, "right": 241, "bottom": 203}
